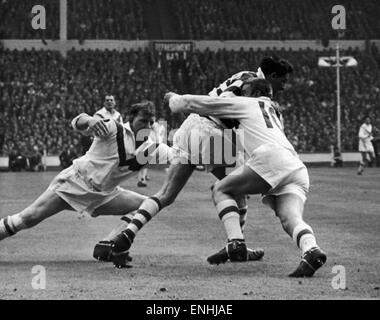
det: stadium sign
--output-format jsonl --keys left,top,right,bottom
{"left": 318, "top": 56, "right": 358, "bottom": 67}
{"left": 152, "top": 41, "right": 194, "bottom": 59}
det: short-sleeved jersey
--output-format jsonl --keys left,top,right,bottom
{"left": 169, "top": 94, "right": 295, "bottom": 158}
{"left": 71, "top": 114, "right": 172, "bottom": 191}
{"left": 94, "top": 107, "right": 123, "bottom": 124}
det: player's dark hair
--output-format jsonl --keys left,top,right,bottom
{"left": 260, "top": 56, "right": 293, "bottom": 77}
{"left": 129, "top": 100, "right": 155, "bottom": 120}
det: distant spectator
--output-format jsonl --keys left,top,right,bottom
{"left": 8, "top": 147, "right": 27, "bottom": 171}
{"left": 59, "top": 144, "right": 78, "bottom": 169}
{"left": 27, "top": 145, "right": 44, "bottom": 171}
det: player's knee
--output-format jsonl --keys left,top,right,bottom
{"left": 211, "top": 182, "right": 223, "bottom": 203}
{"left": 277, "top": 212, "right": 302, "bottom": 234}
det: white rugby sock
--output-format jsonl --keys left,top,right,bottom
{"left": 0, "top": 214, "right": 27, "bottom": 241}
{"left": 216, "top": 199, "right": 244, "bottom": 241}
{"left": 0, "top": 219, "right": 9, "bottom": 240}
{"left": 292, "top": 223, "right": 318, "bottom": 254}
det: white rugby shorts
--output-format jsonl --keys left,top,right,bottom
{"left": 358, "top": 139, "right": 374, "bottom": 153}
{"left": 245, "top": 144, "right": 309, "bottom": 204}
{"left": 48, "top": 166, "right": 124, "bottom": 216}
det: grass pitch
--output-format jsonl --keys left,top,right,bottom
{"left": 0, "top": 168, "right": 379, "bottom": 299}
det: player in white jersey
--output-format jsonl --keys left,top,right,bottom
{"left": 207, "top": 56, "right": 292, "bottom": 238}
{"left": 0, "top": 102, "right": 172, "bottom": 261}
{"left": 357, "top": 117, "right": 375, "bottom": 175}
{"left": 103, "top": 57, "right": 294, "bottom": 268}
{"left": 137, "top": 117, "right": 166, "bottom": 187}
{"left": 166, "top": 78, "right": 327, "bottom": 277}
{"left": 94, "top": 95, "right": 123, "bottom": 123}
{"left": 80, "top": 95, "right": 123, "bottom": 155}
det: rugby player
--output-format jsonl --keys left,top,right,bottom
{"left": 165, "top": 78, "right": 327, "bottom": 277}
{"left": 137, "top": 117, "right": 164, "bottom": 187}
{"left": 357, "top": 116, "right": 375, "bottom": 175}
{"left": 97, "top": 57, "right": 294, "bottom": 267}
{"left": 81, "top": 95, "right": 123, "bottom": 155}
{"left": 0, "top": 101, "right": 172, "bottom": 261}
{"left": 94, "top": 95, "right": 123, "bottom": 123}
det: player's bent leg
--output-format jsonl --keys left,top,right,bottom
{"left": 273, "top": 193, "right": 305, "bottom": 236}
{"left": 110, "top": 163, "right": 196, "bottom": 268}
{"left": 92, "top": 190, "right": 147, "bottom": 262}
{"left": 155, "top": 163, "right": 196, "bottom": 207}
{"left": 211, "top": 167, "right": 261, "bottom": 261}
{"left": 274, "top": 193, "right": 326, "bottom": 277}
{"left": 208, "top": 166, "right": 269, "bottom": 264}
{"left": 0, "top": 189, "right": 72, "bottom": 241}
{"left": 92, "top": 190, "right": 147, "bottom": 217}
{"left": 212, "top": 165, "right": 272, "bottom": 202}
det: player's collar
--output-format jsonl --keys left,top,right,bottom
{"left": 104, "top": 107, "right": 116, "bottom": 115}
{"left": 257, "top": 67, "right": 265, "bottom": 79}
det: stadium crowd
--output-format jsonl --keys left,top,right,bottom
{"left": 68, "top": 0, "right": 147, "bottom": 40}
{"left": 172, "top": 0, "right": 380, "bottom": 40}
{"left": 1, "top": 46, "right": 379, "bottom": 160}
{"left": 1, "top": 0, "right": 379, "bottom": 40}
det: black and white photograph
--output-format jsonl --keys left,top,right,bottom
{"left": 0, "top": 0, "right": 379, "bottom": 302}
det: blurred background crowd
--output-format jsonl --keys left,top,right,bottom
{"left": 1, "top": 0, "right": 379, "bottom": 40}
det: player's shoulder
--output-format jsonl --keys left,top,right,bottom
{"left": 94, "top": 107, "right": 107, "bottom": 118}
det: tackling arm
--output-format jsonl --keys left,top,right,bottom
{"left": 167, "top": 93, "right": 246, "bottom": 119}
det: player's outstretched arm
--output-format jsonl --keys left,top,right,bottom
{"left": 166, "top": 92, "right": 246, "bottom": 119}
{"left": 71, "top": 113, "right": 110, "bottom": 137}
